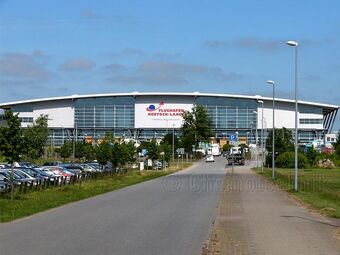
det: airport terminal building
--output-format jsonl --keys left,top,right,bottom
{"left": 0, "top": 92, "right": 338, "bottom": 146}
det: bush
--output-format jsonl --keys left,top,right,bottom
{"left": 334, "top": 159, "right": 340, "bottom": 168}
{"left": 275, "top": 151, "right": 310, "bottom": 169}
{"left": 317, "top": 159, "right": 335, "bottom": 169}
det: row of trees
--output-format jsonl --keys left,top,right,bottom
{"left": 0, "top": 106, "right": 214, "bottom": 166}
{"left": 265, "top": 127, "right": 340, "bottom": 168}
{"left": 56, "top": 135, "right": 173, "bottom": 168}
{"left": 0, "top": 110, "right": 49, "bottom": 163}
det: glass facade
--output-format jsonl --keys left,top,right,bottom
{"left": 299, "top": 118, "right": 323, "bottom": 125}
{"left": 3, "top": 95, "right": 332, "bottom": 146}
{"left": 19, "top": 117, "right": 33, "bottom": 123}
{"left": 196, "top": 96, "right": 257, "bottom": 131}
{"left": 74, "top": 97, "right": 134, "bottom": 129}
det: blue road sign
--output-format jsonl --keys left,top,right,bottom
{"left": 230, "top": 134, "right": 237, "bottom": 142}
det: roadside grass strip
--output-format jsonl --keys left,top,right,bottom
{"left": 0, "top": 165, "right": 192, "bottom": 222}
{"left": 254, "top": 168, "right": 340, "bottom": 218}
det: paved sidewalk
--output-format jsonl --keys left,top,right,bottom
{"left": 205, "top": 165, "right": 340, "bottom": 255}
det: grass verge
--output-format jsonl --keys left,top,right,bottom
{"left": 0, "top": 163, "right": 193, "bottom": 222}
{"left": 254, "top": 167, "right": 340, "bottom": 218}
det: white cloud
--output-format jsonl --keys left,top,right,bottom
{"left": 101, "top": 63, "right": 126, "bottom": 73}
{"left": 203, "top": 38, "right": 282, "bottom": 51}
{"left": 0, "top": 52, "right": 52, "bottom": 82}
{"left": 60, "top": 58, "right": 95, "bottom": 72}
{"left": 105, "top": 61, "right": 246, "bottom": 86}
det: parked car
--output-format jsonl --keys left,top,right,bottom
{"left": 43, "top": 161, "right": 63, "bottom": 167}
{"left": 63, "top": 164, "right": 83, "bottom": 175}
{"left": 81, "top": 164, "right": 98, "bottom": 173}
{"left": 18, "top": 162, "right": 36, "bottom": 168}
{"left": 19, "top": 168, "right": 50, "bottom": 181}
{"left": 0, "top": 170, "right": 34, "bottom": 186}
{"left": 153, "top": 161, "right": 165, "bottom": 170}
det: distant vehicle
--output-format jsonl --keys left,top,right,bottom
{"left": 153, "top": 161, "right": 163, "bottom": 170}
{"left": 195, "top": 149, "right": 206, "bottom": 156}
{"left": 207, "top": 144, "right": 221, "bottom": 156}
{"left": 227, "top": 147, "right": 245, "bottom": 165}
{"left": 206, "top": 155, "right": 215, "bottom": 163}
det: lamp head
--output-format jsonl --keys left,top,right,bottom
{"left": 267, "top": 80, "right": 275, "bottom": 85}
{"left": 286, "top": 40, "right": 298, "bottom": 47}
{"left": 258, "top": 100, "right": 264, "bottom": 104}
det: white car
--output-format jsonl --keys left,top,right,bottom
{"left": 206, "top": 155, "right": 214, "bottom": 163}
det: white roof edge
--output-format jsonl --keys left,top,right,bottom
{"left": 0, "top": 92, "right": 339, "bottom": 109}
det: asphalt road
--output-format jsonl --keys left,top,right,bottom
{"left": 0, "top": 158, "right": 227, "bottom": 255}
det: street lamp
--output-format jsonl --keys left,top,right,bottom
{"left": 286, "top": 40, "right": 299, "bottom": 192}
{"left": 253, "top": 111, "right": 258, "bottom": 167}
{"left": 73, "top": 118, "right": 78, "bottom": 162}
{"left": 172, "top": 124, "right": 175, "bottom": 162}
{"left": 258, "top": 100, "right": 264, "bottom": 173}
{"left": 267, "top": 80, "right": 275, "bottom": 179}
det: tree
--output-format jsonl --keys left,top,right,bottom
{"left": 0, "top": 109, "right": 24, "bottom": 198}
{"left": 159, "top": 141, "right": 172, "bottom": 163}
{"left": 222, "top": 143, "right": 233, "bottom": 152}
{"left": 162, "top": 133, "right": 179, "bottom": 155}
{"left": 83, "top": 142, "right": 96, "bottom": 161}
{"left": 333, "top": 130, "right": 340, "bottom": 148}
{"left": 180, "top": 132, "right": 195, "bottom": 153}
{"left": 335, "top": 144, "right": 340, "bottom": 159}
{"left": 146, "top": 139, "right": 159, "bottom": 160}
{"left": 58, "top": 140, "right": 73, "bottom": 160}
{"left": 75, "top": 140, "right": 86, "bottom": 159}
{"left": 305, "top": 147, "right": 317, "bottom": 166}
{"left": 181, "top": 105, "right": 214, "bottom": 150}
{"left": 96, "top": 141, "right": 112, "bottom": 166}
{"left": 265, "top": 127, "right": 294, "bottom": 166}
{"left": 23, "top": 114, "right": 49, "bottom": 159}
{"left": 334, "top": 130, "right": 340, "bottom": 159}
{"left": 111, "top": 142, "right": 136, "bottom": 170}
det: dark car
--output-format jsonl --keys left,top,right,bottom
{"left": 43, "top": 161, "right": 63, "bottom": 167}
{"left": 64, "top": 164, "right": 83, "bottom": 174}
{"left": 18, "top": 162, "right": 36, "bottom": 168}
{"left": 19, "top": 167, "right": 50, "bottom": 181}
{"left": 0, "top": 171, "right": 28, "bottom": 186}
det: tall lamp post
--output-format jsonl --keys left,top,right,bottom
{"left": 258, "top": 100, "right": 264, "bottom": 173}
{"left": 286, "top": 40, "right": 299, "bottom": 192}
{"left": 267, "top": 80, "right": 275, "bottom": 179}
{"left": 72, "top": 118, "right": 78, "bottom": 162}
{"left": 253, "top": 111, "right": 258, "bottom": 167}
{"left": 172, "top": 124, "right": 175, "bottom": 162}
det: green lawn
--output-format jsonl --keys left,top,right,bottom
{"left": 254, "top": 167, "right": 340, "bottom": 218}
{"left": 0, "top": 164, "right": 192, "bottom": 222}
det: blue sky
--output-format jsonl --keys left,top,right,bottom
{"left": 0, "top": 0, "right": 339, "bottom": 129}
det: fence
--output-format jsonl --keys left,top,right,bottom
{"left": 0, "top": 170, "right": 120, "bottom": 197}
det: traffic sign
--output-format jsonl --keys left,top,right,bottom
{"left": 176, "top": 148, "right": 185, "bottom": 154}
{"left": 230, "top": 134, "right": 237, "bottom": 142}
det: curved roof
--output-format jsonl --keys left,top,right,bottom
{"left": 0, "top": 92, "right": 339, "bottom": 111}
